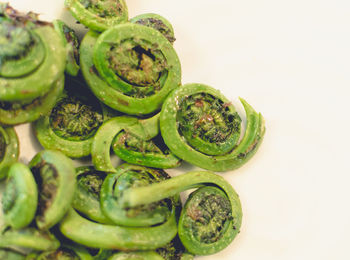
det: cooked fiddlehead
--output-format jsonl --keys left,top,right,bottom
{"left": 28, "top": 150, "right": 76, "bottom": 230}
{"left": 72, "top": 166, "right": 113, "bottom": 224}
{"left": 130, "top": 13, "right": 176, "bottom": 44}
{"left": 120, "top": 170, "right": 242, "bottom": 256}
{"left": 92, "top": 113, "right": 180, "bottom": 172}
{"left": 2, "top": 163, "right": 38, "bottom": 229}
{"left": 160, "top": 83, "right": 265, "bottom": 171}
{"left": 65, "top": 0, "right": 128, "bottom": 32}
{"left": 0, "top": 125, "right": 19, "bottom": 179}
{"left": 0, "top": 4, "right": 66, "bottom": 125}
{"left": 80, "top": 23, "right": 181, "bottom": 115}
{"left": 53, "top": 19, "right": 80, "bottom": 76}
{"left": 100, "top": 164, "right": 177, "bottom": 226}
{"left": 34, "top": 78, "right": 105, "bottom": 158}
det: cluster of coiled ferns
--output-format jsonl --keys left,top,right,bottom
{"left": 0, "top": 1, "right": 266, "bottom": 259}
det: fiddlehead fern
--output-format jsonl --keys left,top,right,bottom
{"left": 65, "top": 0, "right": 128, "bottom": 32}
{"left": 28, "top": 150, "right": 76, "bottom": 230}
{"left": 108, "top": 251, "right": 164, "bottom": 260}
{"left": 72, "top": 166, "right": 113, "bottom": 224}
{"left": 53, "top": 19, "right": 80, "bottom": 76}
{"left": 0, "top": 227, "right": 60, "bottom": 252}
{"left": 100, "top": 164, "right": 176, "bottom": 227}
{"left": 0, "top": 249, "right": 25, "bottom": 259}
{"left": 0, "top": 4, "right": 66, "bottom": 125}
{"left": 156, "top": 236, "right": 194, "bottom": 260}
{"left": 59, "top": 207, "right": 178, "bottom": 250}
{"left": 0, "top": 77, "right": 65, "bottom": 125}
{"left": 112, "top": 131, "right": 181, "bottom": 169}
{"left": 92, "top": 113, "right": 180, "bottom": 172}
{"left": 80, "top": 23, "right": 181, "bottom": 115}
{"left": 160, "top": 83, "right": 265, "bottom": 171}
{"left": 130, "top": 13, "right": 176, "bottom": 44}
{"left": 35, "top": 243, "right": 93, "bottom": 260}
{"left": 2, "top": 163, "right": 38, "bottom": 229}
{"left": 119, "top": 170, "right": 242, "bottom": 256}
{"left": 0, "top": 125, "right": 19, "bottom": 179}
{"left": 34, "top": 78, "right": 105, "bottom": 158}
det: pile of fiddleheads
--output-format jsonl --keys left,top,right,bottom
{"left": 0, "top": 1, "right": 266, "bottom": 259}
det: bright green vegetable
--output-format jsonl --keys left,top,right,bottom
{"left": 59, "top": 207, "right": 178, "bottom": 251}
{"left": 119, "top": 170, "right": 242, "bottom": 256}
{"left": 0, "top": 20, "right": 66, "bottom": 102}
{"left": 92, "top": 113, "right": 180, "bottom": 171}
{"left": 2, "top": 163, "right": 38, "bottom": 229}
{"left": 108, "top": 251, "right": 164, "bottom": 260}
{"left": 130, "top": 13, "right": 176, "bottom": 44}
{"left": 72, "top": 166, "right": 113, "bottom": 224}
{"left": 80, "top": 23, "right": 181, "bottom": 115}
{"left": 35, "top": 243, "right": 93, "bottom": 260}
{"left": 0, "top": 4, "right": 66, "bottom": 125}
{"left": 0, "top": 76, "right": 64, "bottom": 125}
{"left": 64, "top": 0, "right": 128, "bottom": 32}
{"left": 160, "top": 83, "right": 265, "bottom": 171}
{"left": 53, "top": 19, "right": 80, "bottom": 76}
{"left": 0, "top": 249, "right": 25, "bottom": 259}
{"left": 156, "top": 236, "right": 194, "bottom": 260}
{"left": 34, "top": 79, "right": 105, "bottom": 158}
{"left": 28, "top": 150, "right": 76, "bottom": 230}
{"left": 0, "top": 126, "right": 19, "bottom": 179}
{"left": 100, "top": 164, "right": 177, "bottom": 226}
{"left": 0, "top": 228, "right": 60, "bottom": 252}
{"left": 111, "top": 113, "right": 181, "bottom": 169}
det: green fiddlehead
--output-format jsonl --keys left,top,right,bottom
{"left": 0, "top": 76, "right": 64, "bottom": 125}
{"left": 59, "top": 207, "right": 178, "bottom": 250}
{"left": 53, "top": 19, "right": 80, "bottom": 76}
{"left": 156, "top": 236, "right": 194, "bottom": 260}
{"left": 0, "top": 227, "right": 60, "bottom": 252}
{"left": 160, "top": 83, "right": 265, "bottom": 171}
{"left": 80, "top": 23, "right": 181, "bottom": 115}
{"left": 0, "top": 4, "right": 66, "bottom": 125}
{"left": 100, "top": 164, "right": 176, "bottom": 227}
{"left": 2, "top": 163, "right": 38, "bottom": 229}
{"left": 108, "top": 251, "right": 164, "bottom": 260}
{"left": 130, "top": 13, "right": 176, "bottom": 44}
{"left": 0, "top": 125, "right": 19, "bottom": 179}
{"left": 91, "top": 249, "right": 116, "bottom": 260}
{"left": 34, "top": 78, "right": 105, "bottom": 158}
{"left": 111, "top": 113, "right": 181, "bottom": 169}
{"left": 64, "top": 0, "right": 128, "bottom": 32}
{"left": 28, "top": 150, "right": 76, "bottom": 230}
{"left": 0, "top": 4, "right": 66, "bottom": 102}
{"left": 92, "top": 113, "right": 180, "bottom": 172}
{"left": 72, "top": 166, "right": 113, "bottom": 224}
{"left": 120, "top": 170, "right": 242, "bottom": 256}
{"left": 35, "top": 243, "right": 93, "bottom": 260}
{"left": 0, "top": 249, "right": 25, "bottom": 260}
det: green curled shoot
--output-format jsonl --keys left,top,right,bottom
{"left": 0, "top": 126, "right": 19, "bottom": 179}
{"left": 160, "top": 83, "right": 265, "bottom": 171}
{"left": 2, "top": 163, "right": 38, "bottom": 229}
{"left": 29, "top": 150, "right": 76, "bottom": 230}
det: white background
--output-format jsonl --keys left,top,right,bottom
{"left": 7, "top": 0, "right": 350, "bottom": 259}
